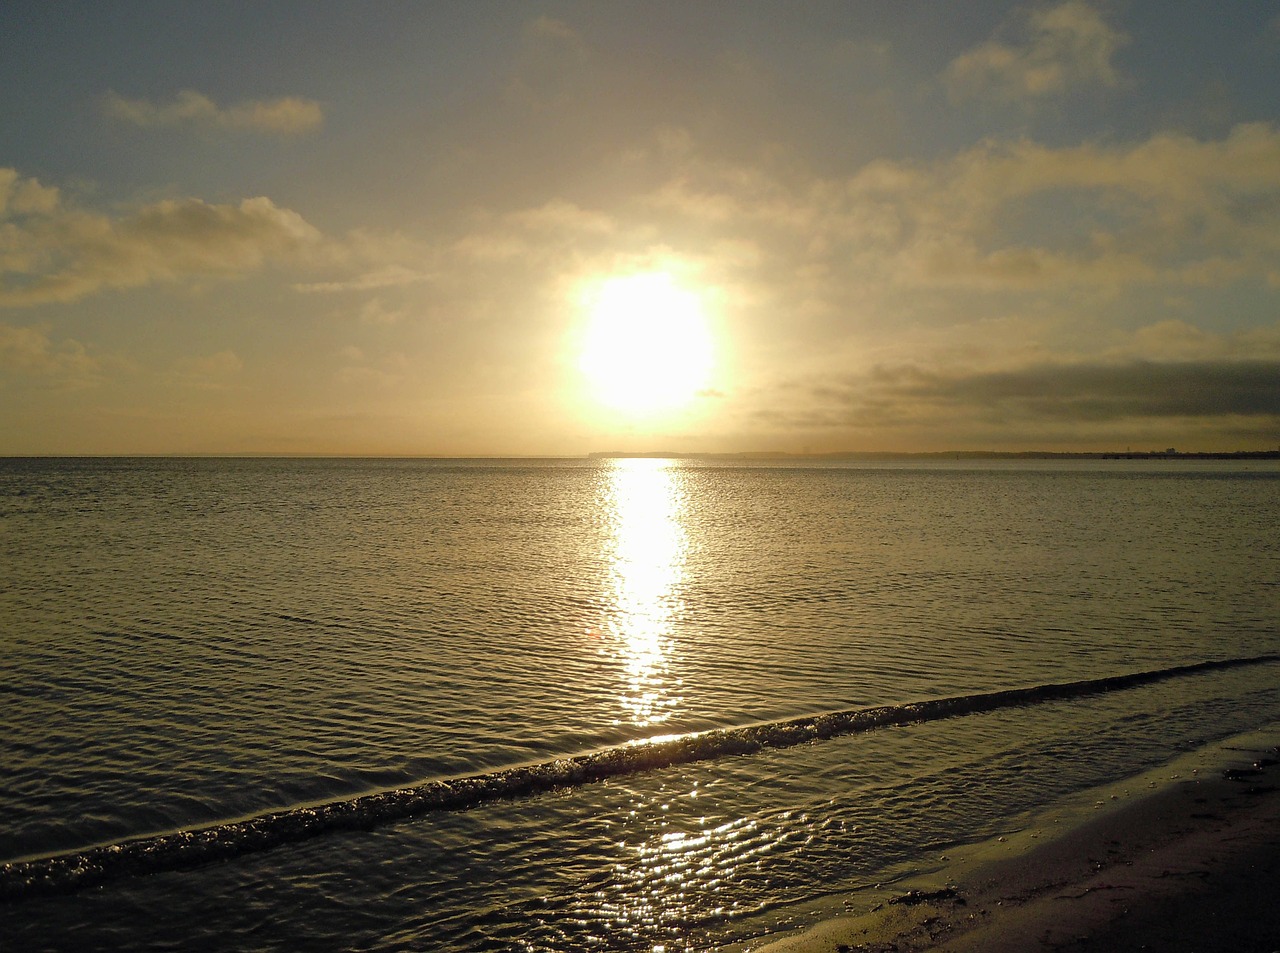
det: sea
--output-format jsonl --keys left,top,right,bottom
{"left": 2, "top": 455, "right": 1278, "bottom": 952}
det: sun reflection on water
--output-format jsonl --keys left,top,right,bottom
{"left": 579, "top": 779, "right": 793, "bottom": 952}
{"left": 597, "top": 458, "right": 688, "bottom": 728}
{"left": 577, "top": 460, "right": 797, "bottom": 950}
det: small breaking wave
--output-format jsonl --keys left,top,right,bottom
{"left": 4, "top": 653, "right": 1276, "bottom": 901}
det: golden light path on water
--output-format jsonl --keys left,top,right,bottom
{"left": 588, "top": 459, "right": 786, "bottom": 950}
{"left": 600, "top": 458, "right": 688, "bottom": 728}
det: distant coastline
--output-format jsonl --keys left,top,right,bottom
{"left": 588, "top": 449, "right": 1280, "bottom": 461}
{"left": 3, "top": 449, "right": 1278, "bottom": 461}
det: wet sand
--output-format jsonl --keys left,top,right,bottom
{"left": 747, "top": 735, "right": 1280, "bottom": 953}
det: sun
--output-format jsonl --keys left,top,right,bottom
{"left": 578, "top": 271, "right": 714, "bottom": 416}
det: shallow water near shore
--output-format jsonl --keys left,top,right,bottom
{"left": 735, "top": 721, "right": 1280, "bottom": 953}
{"left": 3, "top": 456, "right": 1278, "bottom": 950}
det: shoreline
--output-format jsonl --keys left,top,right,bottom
{"left": 735, "top": 728, "right": 1280, "bottom": 952}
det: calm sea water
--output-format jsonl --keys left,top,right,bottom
{"left": 2, "top": 456, "right": 1278, "bottom": 951}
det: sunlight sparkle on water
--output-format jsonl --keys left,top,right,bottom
{"left": 600, "top": 458, "right": 688, "bottom": 727}
{"left": 582, "top": 460, "right": 792, "bottom": 950}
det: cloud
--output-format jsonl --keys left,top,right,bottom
{"left": 628, "top": 122, "right": 1280, "bottom": 296}
{"left": 771, "top": 358, "right": 1280, "bottom": 447}
{"left": 0, "top": 170, "right": 322, "bottom": 306}
{"left": 335, "top": 349, "right": 409, "bottom": 389}
{"left": 944, "top": 1, "right": 1128, "bottom": 101}
{"left": 1123, "top": 319, "right": 1222, "bottom": 361}
{"left": 452, "top": 200, "right": 624, "bottom": 264}
{"left": 0, "top": 168, "right": 60, "bottom": 217}
{"left": 896, "top": 360, "right": 1280, "bottom": 421}
{"left": 166, "top": 349, "right": 244, "bottom": 388}
{"left": 357, "top": 297, "right": 406, "bottom": 326}
{"left": 504, "top": 17, "right": 589, "bottom": 108}
{"left": 510, "top": 199, "right": 616, "bottom": 235}
{"left": 292, "top": 228, "right": 441, "bottom": 293}
{"left": 103, "top": 89, "right": 324, "bottom": 135}
{"left": 391, "top": 120, "right": 1280, "bottom": 398}
{"left": 891, "top": 123, "right": 1280, "bottom": 289}
{"left": 294, "top": 264, "right": 433, "bottom": 293}
{"left": 0, "top": 322, "right": 105, "bottom": 385}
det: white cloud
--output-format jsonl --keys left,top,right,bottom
{"left": 452, "top": 201, "right": 624, "bottom": 264}
{"left": 294, "top": 264, "right": 433, "bottom": 293}
{"left": 945, "top": 1, "right": 1128, "bottom": 101}
{"left": 291, "top": 227, "right": 441, "bottom": 293}
{"left": 335, "top": 350, "right": 409, "bottom": 389}
{"left": 104, "top": 89, "right": 324, "bottom": 135}
{"left": 166, "top": 349, "right": 244, "bottom": 388}
{"left": 510, "top": 199, "right": 616, "bottom": 235}
{"left": 1118, "top": 319, "right": 1280, "bottom": 362}
{"left": 889, "top": 123, "right": 1280, "bottom": 288}
{"left": 625, "top": 122, "right": 1280, "bottom": 295}
{"left": 357, "top": 297, "right": 405, "bottom": 326}
{"left": 0, "top": 322, "right": 104, "bottom": 385}
{"left": 0, "top": 170, "right": 322, "bottom": 306}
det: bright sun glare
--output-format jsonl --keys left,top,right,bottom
{"left": 578, "top": 271, "right": 714, "bottom": 416}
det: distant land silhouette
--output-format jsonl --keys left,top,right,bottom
{"left": 588, "top": 449, "right": 1280, "bottom": 461}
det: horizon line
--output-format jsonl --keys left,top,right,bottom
{"left": 3, "top": 449, "right": 1279, "bottom": 461}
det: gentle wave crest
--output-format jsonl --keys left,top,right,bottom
{"left": 4, "top": 653, "right": 1276, "bottom": 902}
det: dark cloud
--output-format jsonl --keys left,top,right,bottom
{"left": 782, "top": 359, "right": 1280, "bottom": 436}
{"left": 902, "top": 360, "right": 1280, "bottom": 421}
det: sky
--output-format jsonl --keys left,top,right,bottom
{"left": 2, "top": 0, "right": 1279, "bottom": 455}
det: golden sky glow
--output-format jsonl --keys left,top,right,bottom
{"left": 1, "top": 3, "right": 1278, "bottom": 454}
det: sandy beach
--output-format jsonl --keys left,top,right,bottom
{"left": 745, "top": 732, "right": 1280, "bottom": 953}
